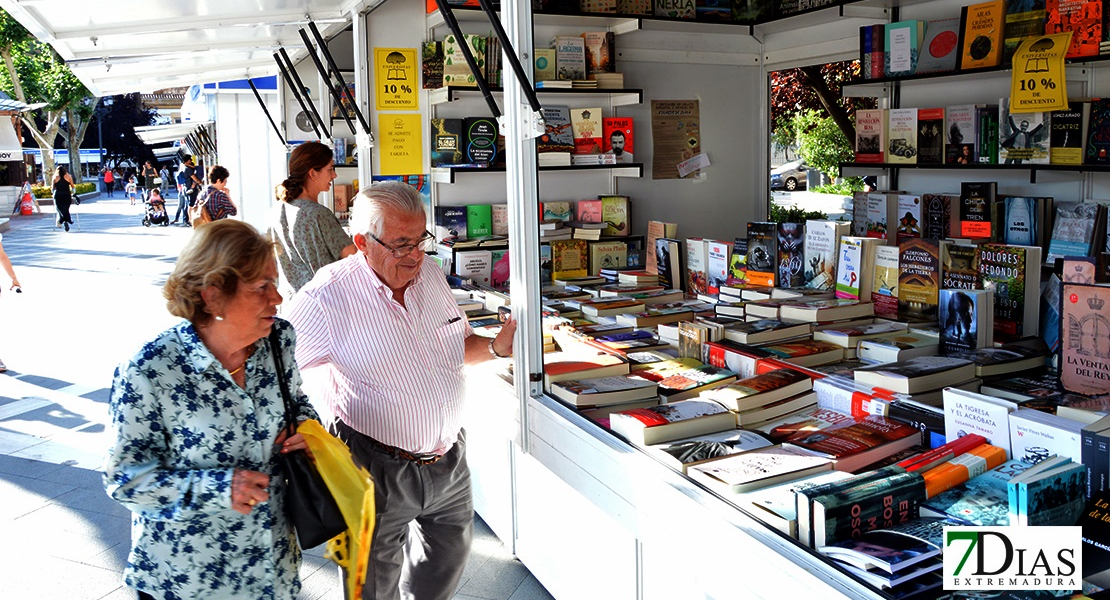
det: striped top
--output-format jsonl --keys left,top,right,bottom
{"left": 287, "top": 253, "right": 472, "bottom": 455}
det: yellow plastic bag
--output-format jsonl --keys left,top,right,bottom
{"left": 297, "top": 419, "right": 375, "bottom": 600}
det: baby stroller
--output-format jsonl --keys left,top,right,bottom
{"left": 142, "top": 193, "right": 169, "bottom": 227}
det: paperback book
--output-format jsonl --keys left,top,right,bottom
{"left": 897, "top": 237, "right": 940, "bottom": 320}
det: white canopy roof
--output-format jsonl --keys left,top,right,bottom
{"left": 0, "top": 0, "right": 381, "bottom": 97}
{"left": 134, "top": 121, "right": 214, "bottom": 146}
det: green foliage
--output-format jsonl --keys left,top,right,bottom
{"left": 792, "top": 109, "right": 853, "bottom": 178}
{"left": 770, "top": 117, "right": 796, "bottom": 160}
{"left": 769, "top": 200, "right": 827, "bottom": 224}
{"left": 31, "top": 182, "right": 95, "bottom": 198}
{"left": 812, "top": 177, "right": 865, "bottom": 195}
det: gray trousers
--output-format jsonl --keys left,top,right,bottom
{"left": 332, "top": 420, "right": 473, "bottom": 600}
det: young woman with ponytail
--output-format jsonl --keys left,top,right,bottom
{"left": 267, "top": 141, "right": 356, "bottom": 297}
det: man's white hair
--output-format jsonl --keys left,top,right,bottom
{"left": 350, "top": 181, "right": 426, "bottom": 239}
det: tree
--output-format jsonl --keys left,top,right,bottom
{"left": 0, "top": 9, "right": 94, "bottom": 182}
{"left": 96, "top": 93, "right": 156, "bottom": 171}
{"left": 769, "top": 61, "right": 875, "bottom": 152}
{"left": 792, "top": 109, "right": 853, "bottom": 178}
{"left": 770, "top": 117, "right": 796, "bottom": 162}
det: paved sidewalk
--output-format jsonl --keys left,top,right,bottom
{"left": 0, "top": 196, "right": 550, "bottom": 600}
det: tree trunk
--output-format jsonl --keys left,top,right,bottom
{"left": 21, "top": 112, "right": 61, "bottom": 183}
{"left": 65, "top": 106, "right": 82, "bottom": 183}
{"left": 799, "top": 65, "right": 857, "bottom": 151}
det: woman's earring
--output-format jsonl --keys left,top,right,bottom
{"left": 214, "top": 315, "right": 224, "bottom": 321}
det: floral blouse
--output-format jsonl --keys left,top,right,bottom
{"left": 104, "top": 318, "right": 318, "bottom": 600}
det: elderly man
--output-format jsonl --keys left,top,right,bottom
{"left": 287, "top": 181, "right": 516, "bottom": 600}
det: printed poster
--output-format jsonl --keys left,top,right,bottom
{"left": 1009, "top": 33, "right": 1071, "bottom": 113}
{"left": 374, "top": 47, "right": 419, "bottom": 111}
{"left": 651, "top": 99, "right": 701, "bottom": 179}
{"left": 377, "top": 113, "right": 422, "bottom": 175}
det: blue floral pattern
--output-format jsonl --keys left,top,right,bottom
{"left": 104, "top": 318, "right": 318, "bottom": 600}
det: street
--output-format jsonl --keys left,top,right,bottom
{"left": 0, "top": 195, "right": 547, "bottom": 600}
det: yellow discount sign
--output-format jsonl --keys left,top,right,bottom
{"left": 1009, "top": 33, "right": 1072, "bottom": 114}
{"left": 374, "top": 48, "right": 418, "bottom": 111}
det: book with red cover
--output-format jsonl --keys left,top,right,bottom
{"left": 786, "top": 416, "right": 921, "bottom": 473}
{"left": 602, "top": 117, "right": 635, "bottom": 164}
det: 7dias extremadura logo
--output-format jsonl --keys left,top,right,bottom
{"left": 943, "top": 527, "right": 1081, "bottom": 590}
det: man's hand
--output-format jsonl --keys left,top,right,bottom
{"left": 492, "top": 316, "right": 517, "bottom": 358}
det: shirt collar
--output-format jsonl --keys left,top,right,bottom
{"left": 175, "top": 320, "right": 262, "bottom": 374}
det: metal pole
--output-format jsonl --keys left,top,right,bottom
{"left": 274, "top": 52, "right": 324, "bottom": 140}
{"left": 307, "top": 22, "right": 373, "bottom": 136}
{"left": 280, "top": 48, "right": 331, "bottom": 138}
{"left": 247, "top": 78, "right": 287, "bottom": 145}
{"left": 433, "top": 0, "right": 501, "bottom": 119}
{"left": 298, "top": 28, "right": 358, "bottom": 135}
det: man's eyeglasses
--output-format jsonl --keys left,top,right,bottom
{"left": 370, "top": 231, "right": 434, "bottom": 258}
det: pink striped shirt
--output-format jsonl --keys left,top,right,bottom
{"left": 286, "top": 254, "right": 472, "bottom": 455}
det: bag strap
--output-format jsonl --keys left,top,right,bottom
{"left": 268, "top": 328, "right": 298, "bottom": 438}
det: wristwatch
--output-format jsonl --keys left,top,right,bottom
{"left": 488, "top": 338, "right": 510, "bottom": 359}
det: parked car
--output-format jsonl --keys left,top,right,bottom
{"left": 770, "top": 159, "right": 814, "bottom": 191}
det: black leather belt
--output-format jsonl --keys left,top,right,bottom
{"left": 368, "top": 437, "right": 443, "bottom": 465}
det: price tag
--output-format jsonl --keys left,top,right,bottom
{"left": 374, "top": 48, "right": 419, "bottom": 111}
{"left": 1009, "top": 33, "right": 1072, "bottom": 114}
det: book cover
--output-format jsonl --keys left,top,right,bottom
{"left": 551, "top": 36, "right": 586, "bottom": 80}
{"left": 1002, "top": 197, "right": 1039, "bottom": 246}
{"left": 855, "top": 109, "right": 885, "bottom": 163}
{"left": 610, "top": 398, "right": 733, "bottom": 445}
{"left": 602, "top": 117, "right": 634, "bottom": 164}
{"left": 886, "top": 108, "right": 918, "bottom": 164}
{"left": 788, "top": 416, "right": 919, "bottom": 461}
{"left": 1009, "top": 408, "right": 1083, "bottom": 464}
{"left": 864, "top": 193, "right": 898, "bottom": 240}
{"left": 747, "top": 222, "right": 777, "bottom": 287}
{"left": 463, "top": 116, "right": 498, "bottom": 165}
{"left": 945, "top": 104, "right": 978, "bottom": 163}
{"left": 706, "top": 239, "right": 731, "bottom": 296}
{"left": 726, "top": 238, "right": 748, "bottom": 285}
{"left": 819, "top": 517, "right": 945, "bottom": 573}
{"left": 655, "top": 238, "right": 684, "bottom": 292}
{"left": 645, "top": 220, "right": 678, "bottom": 275}
{"left": 570, "top": 107, "right": 604, "bottom": 155}
{"left": 491, "top": 204, "right": 508, "bottom": 237}
{"left": 810, "top": 470, "right": 926, "bottom": 547}
{"left": 538, "top": 106, "right": 574, "bottom": 155}
{"left": 959, "top": 181, "right": 998, "bottom": 240}
{"left": 857, "top": 332, "right": 941, "bottom": 365}
{"left": 873, "top": 245, "right": 901, "bottom": 320}
{"left": 549, "top": 375, "right": 658, "bottom": 407}
{"left": 581, "top": 31, "right": 615, "bottom": 77}
{"left": 916, "top": 17, "right": 962, "bottom": 74}
{"left": 580, "top": 0, "right": 616, "bottom": 12}
{"left": 897, "top": 237, "right": 940, "bottom": 320}
{"left": 920, "top": 459, "right": 1032, "bottom": 525}
{"left": 430, "top": 118, "right": 465, "bottom": 167}
{"left": 1047, "top": 201, "right": 1101, "bottom": 261}
{"left": 978, "top": 243, "right": 1042, "bottom": 342}
{"left": 1050, "top": 102, "right": 1085, "bottom": 165}
{"left": 1045, "top": 0, "right": 1103, "bottom": 59}
{"left": 835, "top": 237, "right": 867, "bottom": 301}
{"left": 576, "top": 199, "right": 603, "bottom": 223}
{"left": 1002, "top": 0, "right": 1047, "bottom": 65}
{"left": 422, "top": 41, "right": 444, "bottom": 90}
{"left": 600, "top": 195, "right": 630, "bottom": 237}
{"left": 1015, "top": 460, "right": 1086, "bottom": 526}
{"left": 455, "top": 249, "right": 492, "bottom": 286}
{"left": 941, "top": 242, "right": 979, "bottom": 290}
{"left": 895, "top": 194, "right": 922, "bottom": 243}
{"left": 804, "top": 220, "right": 848, "bottom": 291}
{"left": 542, "top": 201, "right": 572, "bottom": 222}
{"left": 649, "top": 429, "right": 774, "bottom": 473}
{"left": 695, "top": 0, "right": 731, "bottom": 20}
{"left": 588, "top": 240, "right": 628, "bottom": 275}
{"left": 550, "top": 239, "right": 589, "bottom": 280}
{"left": 976, "top": 105, "right": 999, "bottom": 165}
{"left": 701, "top": 369, "right": 812, "bottom": 412}
{"left": 466, "top": 204, "right": 493, "bottom": 238}
{"left": 999, "top": 100, "right": 1049, "bottom": 165}
{"left": 916, "top": 108, "right": 945, "bottom": 165}
{"left": 688, "top": 444, "right": 833, "bottom": 494}
{"left": 942, "top": 387, "right": 1015, "bottom": 453}
{"left": 922, "top": 193, "right": 958, "bottom": 239}
{"left": 686, "top": 237, "right": 708, "bottom": 297}
{"left": 654, "top": 0, "right": 695, "bottom": 18}
{"left": 939, "top": 289, "right": 993, "bottom": 354}
{"left": 1085, "top": 98, "right": 1110, "bottom": 165}
{"left": 435, "top": 205, "right": 467, "bottom": 241}
{"left": 442, "top": 34, "right": 487, "bottom": 87}
{"left": 855, "top": 356, "right": 976, "bottom": 395}
{"left": 777, "top": 222, "right": 805, "bottom": 289}
{"left": 885, "top": 20, "right": 922, "bottom": 78}
{"left": 1060, "top": 283, "right": 1110, "bottom": 395}
{"left": 533, "top": 48, "right": 556, "bottom": 81}
{"left": 732, "top": 0, "right": 772, "bottom": 21}
{"left": 957, "top": 0, "right": 1005, "bottom": 69}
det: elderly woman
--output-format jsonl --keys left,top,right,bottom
{"left": 104, "top": 219, "right": 318, "bottom": 600}
{"left": 268, "top": 141, "right": 356, "bottom": 298}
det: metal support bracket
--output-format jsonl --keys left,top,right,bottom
{"left": 498, "top": 109, "right": 544, "bottom": 141}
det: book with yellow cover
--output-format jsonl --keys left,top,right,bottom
{"left": 958, "top": 0, "right": 1005, "bottom": 70}
{"left": 550, "top": 239, "right": 588, "bottom": 280}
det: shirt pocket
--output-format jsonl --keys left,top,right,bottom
{"left": 427, "top": 315, "right": 468, "bottom": 370}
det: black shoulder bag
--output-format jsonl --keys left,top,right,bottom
{"left": 269, "top": 329, "right": 347, "bottom": 549}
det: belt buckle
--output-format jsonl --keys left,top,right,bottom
{"left": 412, "top": 453, "right": 442, "bottom": 465}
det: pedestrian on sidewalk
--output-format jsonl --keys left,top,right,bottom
{"left": 268, "top": 141, "right": 355, "bottom": 297}
{"left": 102, "top": 166, "right": 115, "bottom": 197}
{"left": 104, "top": 219, "right": 318, "bottom": 600}
{"left": 140, "top": 160, "right": 157, "bottom": 201}
{"left": 158, "top": 164, "right": 169, "bottom": 197}
{"left": 52, "top": 165, "right": 76, "bottom": 232}
{"left": 126, "top": 176, "right": 139, "bottom": 205}
{"left": 0, "top": 232, "right": 21, "bottom": 372}
{"left": 195, "top": 164, "right": 237, "bottom": 223}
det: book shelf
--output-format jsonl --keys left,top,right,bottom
{"left": 431, "top": 163, "right": 644, "bottom": 184}
{"left": 839, "top": 161, "right": 1110, "bottom": 184}
{"left": 428, "top": 85, "right": 643, "bottom": 107}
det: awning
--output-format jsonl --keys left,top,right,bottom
{"left": 0, "top": 1, "right": 380, "bottom": 97}
{"left": 134, "top": 122, "right": 214, "bottom": 146}
{"left": 0, "top": 117, "right": 22, "bottom": 161}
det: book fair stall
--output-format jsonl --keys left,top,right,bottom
{"left": 357, "top": 0, "right": 1110, "bottom": 598}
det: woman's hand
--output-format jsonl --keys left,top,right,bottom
{"left": 231, "top": 468, "right": 269, "bottom": 514}
{"left": 275, "top": 427, "right": 312, "bottom": 459}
